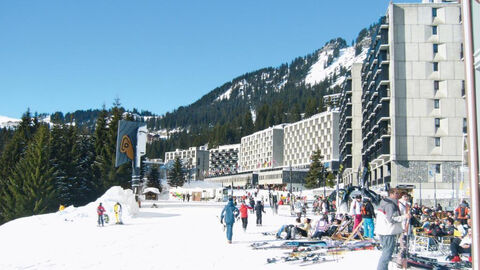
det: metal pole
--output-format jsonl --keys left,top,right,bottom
{"left": 434, "top": 169, "right": 437, "bottom": 208}
{"left": 418, "top": 176, "right": 422, "bottom": 207}
{"left": 461, "top": 1, "right": 480, "bottom": 268}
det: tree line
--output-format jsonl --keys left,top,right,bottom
{"left": 0, "top": 102, "right": 134, "bottom": 225}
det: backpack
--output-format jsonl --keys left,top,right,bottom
{"left": 360, "top": 204, "right": 368, "bottom": 216}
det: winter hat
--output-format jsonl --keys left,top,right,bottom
{"left": 228, "top": 197, "right": 233, "bottom": 202}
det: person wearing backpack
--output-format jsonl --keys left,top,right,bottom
{"left": 361, "top": 197, "right": 376, "bottom": 238}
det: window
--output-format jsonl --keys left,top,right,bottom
{"left": 433, "top": 62, "right": 439, "bottom": 71}
{"left": 460, "top": 43, "right": 464, "bottom": 59}
{"left": 435, "top": 137, "right": 441, "bottom": 147}
{"left": 462, "top": 80, "right": 466, "bottom": 96}
{"left": 433, "top": 44, "right": 438, "bottom": 54}
{"left": 432, "top": 25, "right": 438, "bottom": 35}
{"left": 434, "top": 99, "right": 440, "bottom": 109}
{"left": 435, "top": 164, "right": 441, "bottom": 174}
{"left": 434, "top": 80, "right": 440, "bottom": 91}
{"left": 435, "top": 118, "right": 440, "bottom": 130}
{"left": 463, "top": 118, "right": 467, "bottom": 134}
{"left": 432, "top": 8, "right": 438, "bottom": 18}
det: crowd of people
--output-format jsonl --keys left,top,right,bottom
{"left": 219, "top": 188, "right": 473, "bottom": 268}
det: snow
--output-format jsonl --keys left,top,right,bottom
{"left": 0, "top": 115, "right": 21, "bottom": 128}
{"left": 305, "top": 45, "right": 368, "bottom": 88}
{"left": 215, "top": 86, "right": 233, "bottom": 102}
{"left": 0, "top": 186, "right": 385, "bottom": 270}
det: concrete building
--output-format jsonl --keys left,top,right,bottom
{"left": 204, "top": 171, "right": 258, "bottom": 188}
{"left": 257, "top": 167, "right": 308, "bottom": 192}
{"left": 339, "top": 63, "right": 364, "bottom": 186}
{"left": 361, "top": 2, "right": 466, "bottom": 205}
{"left": 283, "top": 109, "right": 340, "bottom": 170}
{"left": 323, "top": 93, "right": 342, "bottom": 108}
{"left": 239, "top": 124, "right": 286, "bottom": 172}
{"left": 208, "top": 144, "right": 240, "bottom": 177}
{"left": 164, "top": 146, "right": 209, "bottom": 180}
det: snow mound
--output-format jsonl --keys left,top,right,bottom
{"left": 60, "top": 186, "right": 139, "bottom": 222}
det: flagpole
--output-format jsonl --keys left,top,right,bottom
{"left": 461, "top": 1, "right": 480, "bottom": 268}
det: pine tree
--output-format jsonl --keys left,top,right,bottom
{"left": 146, "top": 165, "right": 161, "bottom": 191}
{"left": 71, "top": 130, "right": 96, "bottom": 206}
{"left": 305, "top": 150, "right": 325, "bottom": 189}
{"left": 326, "top": 172, "right": 335, "bottom": 188}
{"left": 0, "top": 126, "right": 57, "bottom": 222}
{"left": 168, "top": 157, "right": 185, "bottom": 188}
{"left": 242, "top": 112, "right": 254, "bottom": 137}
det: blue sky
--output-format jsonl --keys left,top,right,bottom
{"left": 0, "top": 0, "right": 418, "bottom": 118}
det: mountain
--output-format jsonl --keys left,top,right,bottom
{"left": 1, "top": 21, "right": 380, "bottom": 158}
{"left": 0, "top": 116, "right": 21, "bottom": 129}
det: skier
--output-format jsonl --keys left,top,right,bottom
{"left": 254, "top": 200, "right": 266, "bottom": 226}
{"left": 97, "top": 203, "right": 106, "bottom": 227}
{"left": 220, "top": 197, "right": 239, "bottom": 244}
{"left": 239, "top": 201, "right": 253, "bottom": 232}
{"left": 114, "top": 202, "right": 123, "bottom": 224}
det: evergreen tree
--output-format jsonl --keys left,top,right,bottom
{"left": 146, "top": 165, "right": 161, "bottom": 191}
{"left": 305, "top": 98, "right": 318, "bottom": 118}
{"left": 71, "top": 131, "right": 96, "bottom": 206}
{"left": 304, "top": 150, "right": 325, "bottom": 189}
{"left": 0, "top": 126, "right": 57, "bottom": 222}
{"left": 242, "top": 112, "right": 254, "bottom": 137}
{"left": 326, "top": 172, "right": 335, "bottom": 188}
{"left": 168, "top": 157, "right": 185, "bottom": 188}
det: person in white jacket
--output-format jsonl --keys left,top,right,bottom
{"left": 349, "top": 195, "right": 363, "bottom": 231}
{"left": 376, "top": 188, "right": 410, "bottom": 270}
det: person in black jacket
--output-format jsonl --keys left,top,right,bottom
{"left": 254, "top": 200, "right": 266, "bottom": 226}
{"left": 361, "top": 197, "right": 376, "bottom": 239}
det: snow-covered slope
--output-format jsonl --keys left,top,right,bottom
{"left": 305, "top": 45, "right": 368, "bottom": 88}
{"left": 0, "top": 115, "right": 21, "bottom": 129}
{"left": 0, "top": 187, "right": 386, "bottom": 270}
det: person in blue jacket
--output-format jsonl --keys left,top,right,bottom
{"left": 220, "top": 197, "right": 240, "bottom": 244}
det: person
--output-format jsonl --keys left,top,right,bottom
{"left": 249, "top": 197, "right": 255, "bottom": 214}
{"left": 455, "top": 201, "right": 470, "bottom": 225}
{"left": 361, "top": 197, "right": 376, "bottom": 239}
{"left": 311, "top": 215, "right": 330, "bottom": 239}
{"left": 350, "top": 195, "right": 363, "bottom": 231}
{"left": 276, "top": 217, "right": 302, "bottom": 240}
{"left": 272, "top": 194, "right": 278, "bottom": 215}
{"left": 294, "top": 197, "right": 303, "bottom": 219}
{"left": 238, "top": 201, "right": 253, "bottom": 232}
{"left": 411, "top": 203, "right": 422, "bottom": 216}
{"left": 254, "top": 200, "right": 266, "bottom": 226}
{"left": 97, "top": 203, "right": 106, "bottom": 227}
{"left": 376, "top": 188, "right": 410, "bottom": 270}
{"left": 114, "top": 202, "right": 123, "bottom": 224}
{"left": 220, "top": 197, "right": 239, "bottom": 244}
{"left": 436, "top": 203, "right": 443, "bottom": 212}
{"left": 449, "top": 228, "right": 472, "bottom": 262}
{"left": 292, "top": 218, "right": 312, "bottom": 239}
{"left": 186, "top": 193, "right": 190, "bottom": 202}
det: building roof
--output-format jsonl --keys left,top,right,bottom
{"left": 143, "top": 187, "right": 161, "bottom": 194}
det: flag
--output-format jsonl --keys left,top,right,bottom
{"left": 115, "top": 120, "right": 146, "bottom": 168}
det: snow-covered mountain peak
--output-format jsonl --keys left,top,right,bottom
{"left": 0, "top": 115, "right": 21, "bottom": 129}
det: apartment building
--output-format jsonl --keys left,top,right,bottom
{"left": 239, "top": 125, "right": 286, "bottom": 172}
{"left": 208, "top": 144, "right": 240, "bottom": 176}
{"left": 361, "top": 2, "right": 466, "bottom": 204}
{"left": 283, "top": 109, "right": 340, "bottom": 170}
{"left": 164, "top": 146, "right": 209, "bottom": 180}
{"left": 339, "top": 63, "right": 363, "bottom": 186}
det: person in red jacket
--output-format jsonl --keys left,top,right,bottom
{"left": 97, "top": 203, "right": 106, "bottom": 227}
{"left": 239, "top": 201, "right": 253, "bottom": 232}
